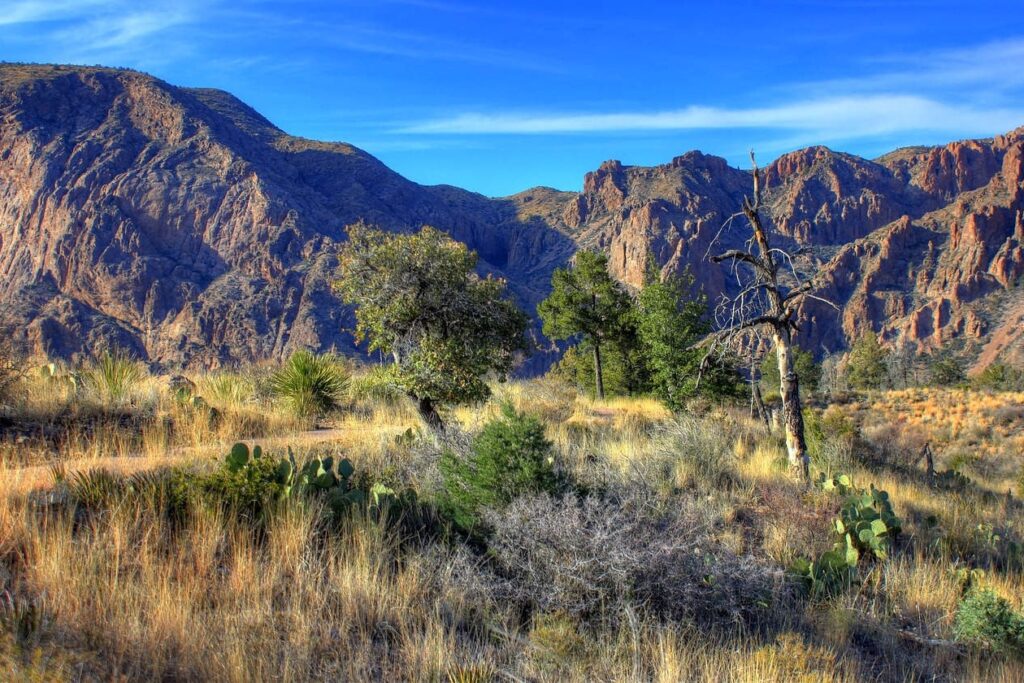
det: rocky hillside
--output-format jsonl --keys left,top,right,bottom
{"left": 535, "top": 133, "right": 1024, "bottom": 368}
{"left": 1, "top": 64, "right": 1022, "bottom": 369}
{"left": 0, "top": 64, "right": 573, "bottom": 367}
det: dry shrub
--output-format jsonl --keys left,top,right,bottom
{"left": 484, "top": 492, "right": 784, "bottom": 627}
{"left": 0, "top": 339, "right": 24, "bottom": 406}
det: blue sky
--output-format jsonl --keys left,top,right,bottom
{"left": 2, "top": 1, "right": 1024, "bottom": 196}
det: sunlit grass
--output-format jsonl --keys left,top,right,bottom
{"left": 2, "top": 378, "right": 1024, "bottom": 679}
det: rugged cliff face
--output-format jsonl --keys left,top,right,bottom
{"left": 0, "top": 64, "right": 574, "bottom": 367}
{"left": 1, "top": 63, "right": 1022, "bottom": 369}
{"left": 538, "top": 130, "right": 1024, "bottom": 367}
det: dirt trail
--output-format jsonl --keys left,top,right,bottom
{"left": 4, "top": 425, "right": 400, "bottom": 493}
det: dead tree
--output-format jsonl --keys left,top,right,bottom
{"left": 698, "top": 152, "right": 834, "bottom": 480}
{"left": 747, "top": 343, "right": 771, "bottom": 432}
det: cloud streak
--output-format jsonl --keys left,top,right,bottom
{"left": 0, "top": 0, "right": 199, "bottom": 65}
{"left": 397, "top": 36, "right": 1024, "bottom": 147}
{"left": 400, "top": 95, "right": 1024, "bottom": 139}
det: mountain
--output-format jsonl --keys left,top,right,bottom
{"left": 542, "top": 135, "right": 1024, "bottom": 368}
{"left": 0, "top": 64, "right": 573, "bottom": 368}
{"left": 1, "top": 63, "right": 1022, "bottom": 370}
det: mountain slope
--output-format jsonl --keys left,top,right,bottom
{"left": 1, "top": 63, "right": 1022, "bottom": 369}
{"left": 0, "top": 64, "right": 573, "bottom": 367}
{"left": 534, "top": 133, "right": 1024, "bottom": 365}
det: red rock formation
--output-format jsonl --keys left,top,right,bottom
{"left": 2, "top": 64, "right": 1022, "bottom": 370}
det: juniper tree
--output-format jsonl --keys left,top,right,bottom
{"left": 635, "top": 263, "right": 739, "bottom": 409}
{"left": 846, "top": 332, "right": 889, "bottom": 390}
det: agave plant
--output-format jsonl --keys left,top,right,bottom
{"left": 83, "top": 349, "right": 144, "bottom": 406}
{"left": 269, "top": 350, "right": 350, "bottom": 419}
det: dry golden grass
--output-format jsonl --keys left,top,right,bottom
{"left": 2, "top": 378, "right": 1024, "bottom": 680}
{"left": 839, "top": 388, "right": 1024, "bottom": 485}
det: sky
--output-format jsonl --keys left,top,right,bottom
{"left": 2, "top": 0, "right": 1024, "bottom": 197}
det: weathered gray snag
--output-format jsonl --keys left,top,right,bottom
{"left": 748, "top": 347, "right": 771, "bottom": 432}
{"left": 698, "top": 152, "right": 835, "bottom": 480}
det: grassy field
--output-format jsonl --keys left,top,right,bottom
{"left": 2, "top": 359, "right": 1024, "bottom": 681}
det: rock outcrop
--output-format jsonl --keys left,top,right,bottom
{"left": 1, "top": 63, "right": 1022, "bottom": 369}
{"left": 535, "top": 128, "right": 1024, "bottom": 366}
{"left": 0, "top": 64, "right": 574, "bottom": 367}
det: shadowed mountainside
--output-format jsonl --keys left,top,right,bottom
{"left": 1, "top": 63, "right": 1022, "bottom": 369}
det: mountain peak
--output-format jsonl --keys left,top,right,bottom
{"left": 1, "top": 63, "right": 1021, "bottom": 369}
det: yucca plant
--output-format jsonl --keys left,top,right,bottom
{"left": 83, "top": 349, "right": 145, "bottom": 406}
{"left": 197, "top": 372, "right": 255, "bottom": 408}
{"left": 269, "top": 350, "right": 350, "bottom": 420}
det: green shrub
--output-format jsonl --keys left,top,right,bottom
{"left": 973, "top": 363, "right": 1024, "bottom": 392}
{"left": 954, "top": 589, "right": 1024, "bottom": 656}
{"left": 269, "top": 350, "right": 350, "bottom": 419}
{"left": 206, "top": 443, "right": 295, "bottom": 517}
{"left": 439, "top": 404, "right": 562, "bottom": 533}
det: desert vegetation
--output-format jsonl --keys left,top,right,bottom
{"left": 2, "top": 344, "right": 1024, "bottom": 680}
{"left": 2, "top": 229, "right": 1023, "bottom": 681}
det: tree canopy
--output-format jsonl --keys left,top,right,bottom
{"left": 537, "top": 250, "right": 632, "bottom": 400}
{"left": 635, "top": 265, "right": 739, "bottom": 409}
{"left": 335, "top": 224, "right": 528, "bottom": 429}
{"left": 846, "top": 332, "right": 889, "bottom": 390}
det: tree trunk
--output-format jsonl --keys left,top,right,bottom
{"left": 415, "top": 395, "right": 445, "bottom": 433}
{"left": 752, "top": 381, "right": 770, "bottom": 432}
{"left": 592, "top": 342, "right": 605, "bottom": 401}
{"left": 774, "top": 329, "right": 810, "bottom": 480}
{"left": 749, "top": 350, "right": 771, "bottom": 431}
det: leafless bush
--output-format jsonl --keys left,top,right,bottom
{"left": 859, "top": 421, "right": 929, "bottom": 467}
{"left": 484, "top": 492, "right": 784, "bottom": 627}
{"left": 400, "top": 425, "right": 476, "bottom": 493}
{"left": 0, "top": 338, "right": 24, "bottom": 406}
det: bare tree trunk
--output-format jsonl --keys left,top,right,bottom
{"left": 774, "top": 329, "right": 809, "bottom": 479}
{"left": 703, "top": 151, "right": 830, "bottom": 483}
{"left": 415, "top": 395, "right": 445, "bottom": 434}
{"left": 593, "top": 342, "right": 605, "bottom": 400}
{"left": 752, "top": 381, "right": 770, "bottom": 432}
{"left": 749, "top": 349, "right": 771, "bottom": 431}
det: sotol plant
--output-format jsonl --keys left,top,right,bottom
{"left": 83, "top": 349, "right": 144, "bottom": 405}
{"left": 269, "top": 350, "right": 350, "bottom": 420}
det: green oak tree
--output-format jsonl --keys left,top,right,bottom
{"left": 334, "top": 224, "right": 528, "bottom": 431}
{"left": 537, "top": 250, "right": 632, "bottom": 400}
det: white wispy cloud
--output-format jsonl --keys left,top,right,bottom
{"left": 0, "top": 0, "right": 112, "bottom": 26}
{"left": 399, "top": 95, "right": 1024, "bottom": 138}
{"left": 53, "top": 9, "right": 192, "bottom": 52}
{"left": 0, "top": 0, "right": 200, "bottom": 65}
{"left": 398, "top": 37, "right": 1024, "bottom": 142}
{"left": 798, "top": 38, "right": 1024, "bottom": 95}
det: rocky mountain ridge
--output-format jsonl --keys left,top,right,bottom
{"left": 1, "top": 63, "right": 1022, "bottom": 369}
